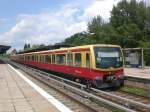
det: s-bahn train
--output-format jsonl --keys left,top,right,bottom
{"left": 11, "top": 44, "right": 124, "bottom": 88}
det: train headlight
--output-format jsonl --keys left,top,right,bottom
{"left": 95, "top": 76, "right": 103, "bottom": 80}
{"left": 118, "top": 74, "right": 124, "bottom": 79}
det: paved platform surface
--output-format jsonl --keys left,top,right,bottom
{"left": 125, "top": 67, "right": 150, "bottom": 79}
{"left": 0, "top": 62, "right": 62, "bottom": 112}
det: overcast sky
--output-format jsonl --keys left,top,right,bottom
{"left": 0, "top": 0, "right": 123, "bottom": 50}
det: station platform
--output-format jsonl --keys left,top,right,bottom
{"left": 0, "top": 61, "right": 72, "bottom": 112}
{"left": 125, "top": 67, "right": 150, "bottom": 79}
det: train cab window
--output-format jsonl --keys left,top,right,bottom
{"left": 86, "top": 53, "right": 90, "bottom": 68}
{"left": 56, "top": 54, "right": 66, "bottom": 65}
{"left": 75, "top": 53, "right": 82, "bottom": 67}
{"left": 52, "top": 54, "right": 55, "bottom": 64}
{"left": 67, "top": 53, "right": 73, "bottom": 66}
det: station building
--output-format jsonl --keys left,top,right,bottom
{"left": 0, "top": 45, "right": 11, "bottom": 54}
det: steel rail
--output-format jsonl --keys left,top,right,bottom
{"left": 6, "top": 61, "right": 140, "bottom": 112}
{"left": 8, "top": 61, "right": 136, "bottom": 112}
{"left": 21, "top": 63, "right": 150, "bottom": 111}
{"left": 91, "top": 88, "right": 150, "bottom": 110}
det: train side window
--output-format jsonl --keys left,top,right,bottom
{"left": 32, "top": 55, "right": 34, "bottom": 61}
{"left": 35, "top": 55, "right": 37, "bottom": 61}
{"left": 75, "top": 53, "right": 82, "bottom": 67}
{"left": 36, "top": 55, "right": 38, "bottom": 62}
{"left": 52, "top": 54, "right": 55, "bottom": 64}
{"left": 28, "top": 56, "right": 29, "bottom": 61}
{"left": 45, "top": 55, "right": 48, "bottom": 63}
{"left": 37, "top": 55, "right": 39, "bottom": 62}
{"left": 39, "top": 55, "right": 40, "bottom": 62}
{"left": 40, "top": 55, "right": 42, "bottom": 62}
{"left": 45, "top": 55, "right": 51, "bottom": 63}
{"left": 26, "top": 56, "right": 27, "bottom": 61}
{"left": 56, "top": 54, "right": 66, "bottom": 65}
{"left": 44, "top": 55, "right": 46, "bottom": 63}
{"left": 29, "top": 56, "right": 31, "bottom": 61}
{"left": 67, "top": 53, "right": 73, "bottom": 66}
{"left": 49, "top": 55, "right": 51, "bottom": 63}
{"left": 28, "top": 56, "right": 30, "bottom": 61}
{"left": 35, "top": 55, "right": 37, "bottom": 62}
{"left": 33, "top": 55, "right": 35, "bottom": 61}
{"left": 43, "top": 55, "right": 45, "bottom": 63}
{"left": 42, "top": 55, "right": 44, "bottom": 62}
{"left": 86, "top": 53, "right": 90, "bottom": 68}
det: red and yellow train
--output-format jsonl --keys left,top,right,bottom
{"left": 11, "top": 44, "right": 124, "bottom": 88}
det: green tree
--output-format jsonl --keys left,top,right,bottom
{"left": 87, "top": 16, "right": 105, "bottom": 43}
{"left": 110, "top": 0, "right": 149, "bottom": 48}
{"left": 24, "top": 44, "right": 28, "bottom": 50}
{"left": 27, "top": 44, "right": 30, "bottom": 48}
{"left": 63, "top": 32, "right": 90, "bottom": 45}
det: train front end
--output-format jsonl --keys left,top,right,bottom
{"left": 92, "top": 45, "right": 124, "bottom": 88}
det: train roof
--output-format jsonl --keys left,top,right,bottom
{"left": 17, "top": 44, "right": 121, "bottom": 55}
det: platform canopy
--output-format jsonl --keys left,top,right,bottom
{"left": 0, "top": 45, "right": 11, "bottom": 54}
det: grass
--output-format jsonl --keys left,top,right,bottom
{"left": 120, "top": 85, "right": 150, "bottom": 97}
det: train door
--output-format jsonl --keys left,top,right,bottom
{"left": 66, "top": 51, "right": 73, "bottom": 74}
{"left": 74, "top": 52, "right": 82, "bottom": 67}
{"left": 85, "top": 52, "right": 91, "bottom": 68}
{"left": 67, "top": 51, "right": 73, "bottom": 66}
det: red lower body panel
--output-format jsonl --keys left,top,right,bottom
{"left": 14, "top": 60, "right": 124, "bottom": 88}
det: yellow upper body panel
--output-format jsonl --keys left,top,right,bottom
{"left": 18, "top": 44, "right": 121, "bottom": 55}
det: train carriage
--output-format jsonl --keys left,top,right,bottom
{"left": 11, "top": 44, "right": 124, "bottom": 88}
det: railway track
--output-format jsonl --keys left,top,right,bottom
{"left": 101, "top": 90, "right": 150, "bottom": 112}
{"left": 16, "top": 67, "right": 102, "bottom": 112}
{"left": 110, "top": 90, "right": 150, "bottom": 104}
{"left": 5, "top": 60, "right": 110, "bottom": 112}
{"left": 6, "top": 60, "right": 150, "bottom": 112}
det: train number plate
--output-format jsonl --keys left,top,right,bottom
{"left": 107, "top": 75, "right": 115, "bottom": 80}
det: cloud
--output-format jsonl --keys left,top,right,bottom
{"left": 0, "top": 0, "right": 120, "bottom": 50}
{"left": 0, "top": 4, "right": 87, "bottom": 50}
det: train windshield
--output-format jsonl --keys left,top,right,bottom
{"left": 94, "top": 47, "right": 123, "bottom": 69}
